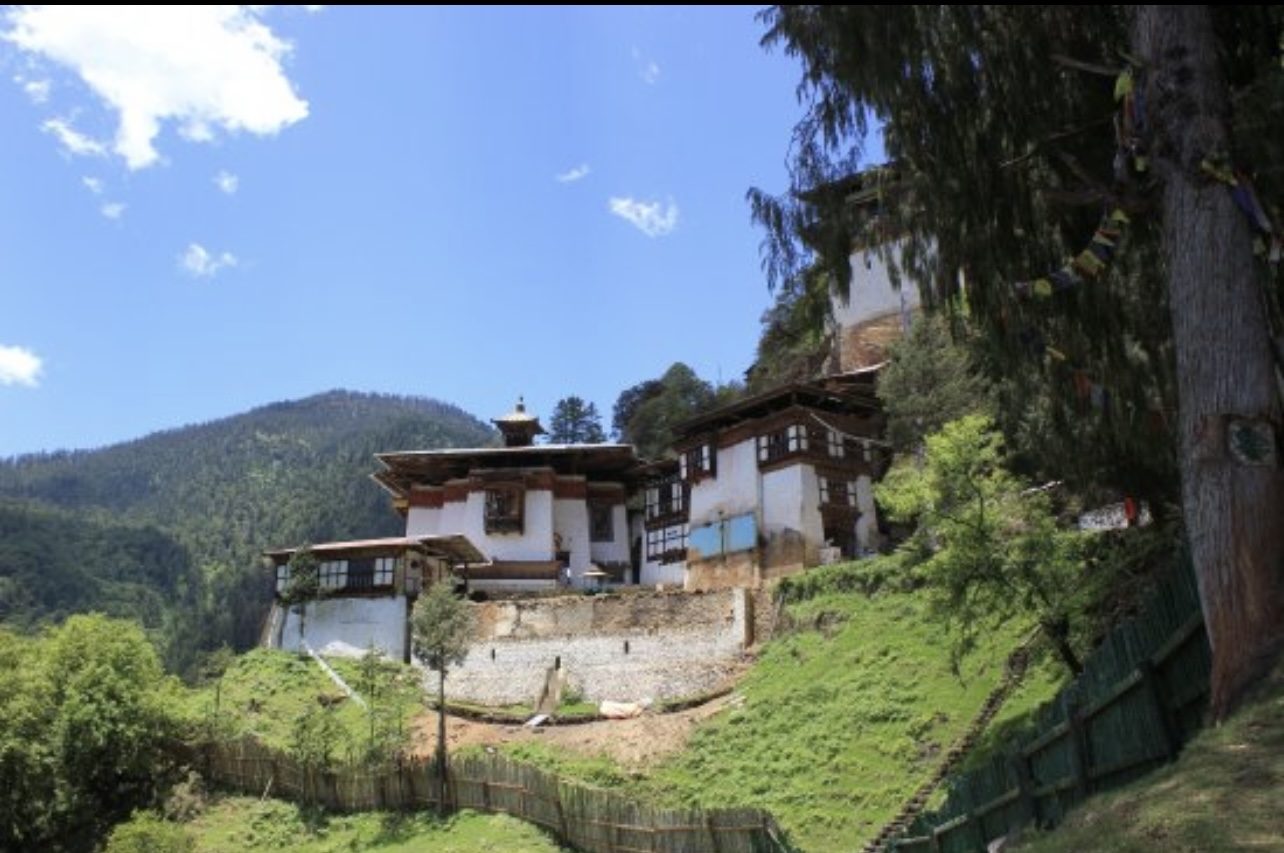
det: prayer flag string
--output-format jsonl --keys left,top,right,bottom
{"left": 1004, "top": 63, "right": 1281, "bottom": 418}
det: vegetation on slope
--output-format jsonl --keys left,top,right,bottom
{"left": 131, "top": 799, "right": 572, "bottom": 853}
{"left": 182, "top": 647, "right": 424, "bottom": 763}
{"left": 7, "top": 536, "right": 1248, "bottom": 853}
{"left": 0, "top": 390, "right": 498, "bottom": 676}
{"left": 487, "top": 560, "right": 1065, "bottom": 853}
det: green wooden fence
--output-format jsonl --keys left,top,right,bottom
{"left": 888, "top": 551, "right": 1211, "bottom": 852}
{"left": 193, "top": 737, "right": 788, "bottom": 853}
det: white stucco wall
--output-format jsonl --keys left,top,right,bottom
{"left": 835, "top": 239, "right": 922, "bottom": 328}
{"left": 586, "top": 503, "right": 630, "bottom": 572}
{"left": 633, "top": 515, "right": 687, "bottom": 588}
{"left": 796, "top": 464, "right": 824, "bottom": 547}
{"left": 405, "top": 503, "right": 442, "bottom": 536}
{"left": 640, "top": 559, "right": 686, "bottom": 588}
{"left": 761, "top": 463, "right": 809, "bottom": 539}
{"left": 688, "top": 439, "right": 758, "bottom": 528}
{"left": 553, "top": 495, "right": 591, "bottom": 581}
{"left": 274, "top": 595, "right": 408, "bottom": 660}
{"left": 407, "top": 489, "right": 556, "bottom": 563}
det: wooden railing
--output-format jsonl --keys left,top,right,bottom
{"left": 190, "top": 738, "right": 789, "bottom": 853}
{"left": 888, "top": 553, "right": 1210, "bottom": 853}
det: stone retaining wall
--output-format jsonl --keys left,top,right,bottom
{"left": 441, "top": 587, "right": 760, "bottom": 706}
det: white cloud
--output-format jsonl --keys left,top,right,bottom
{"left": 21, "top": 76, "right": 50, "bottom": 103}
{"left": 81, "top": 176, "right": 124, "bottom": 217}
{"left": 214, "top": 170, "right": 239, "bottom": 194}
{"left": 631, "top": 47, "right": 660, "bottom": 84}
{"left": 609, "top": 196, "right": 679, "bottom": 237}
{"left": 556, "top": 163, "right": 591, "bottom": 184}
{"left": 180, "top": 243, "right": 238, "bottom": 278}
{"left": 2, "top": 6, "right": 310, "bottom": 170}
{"left": 0, "top": 345, "right": 42, "bottom": 387}
{"left": 42, "top": 117, "right": 107, "bottom": 158}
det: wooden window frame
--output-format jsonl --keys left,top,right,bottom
{"left": 757, "top": 422, "right": 808, "bottom": 466}
{"left": 645, "top": 523, "right": 688, "bottom": 565}
{"left": 644, "top": 477, "right": 688, "bottom": 524}
{"left": 819, "top": 475, "right": 859, "bottom": 508}
{"left": 589, "top": 500, "right": 615, "bottom": 543}
{"left": 679, "top": 442, "right": 717, "bottom": 482}
{"left": 485, "top": 484, "right": 525, "bottom": 534}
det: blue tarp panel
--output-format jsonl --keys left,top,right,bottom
{"left": 688, "top": 512, "right": 756, "bottom": 559}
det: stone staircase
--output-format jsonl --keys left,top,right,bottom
{"left": 859, "top": 640, "right": 1034, "bottom": 853}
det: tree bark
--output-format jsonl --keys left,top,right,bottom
{"left": 1132, "top": 5, "right": 1284, "bottom": 723}
{"left": 436, "top": 667, "right": 448, "bottom": 816}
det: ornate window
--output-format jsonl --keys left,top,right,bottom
{"left": 312, "top": 556, "right": 397, "bottom": 592}
{"left": 679, "top": 442, "right": 717, "bottom": 481}
{"left": 757, "top": 423, "right": 808, "bottom": 464}
{"left": 343, "top": 558, "right": 395, "bottom": 590}
{"left": 318, "top": 560, "right": 346, "bottom": 589}
{"left": 645, "top": 478, "right": 687, "bottom": 523}
{"left": 819, "top": 476, "right": 859, "bottom": 508}
{"left": 485, "top": 485, "right": 524, "bottom": 534}
{"left": 589, "top": 500, "right": 615, "bottom": 542}
{"left": 825, "top": 427, "right": 846, "bottom": 459}
{"left": 645, "top": 524, "right": 688, "bottom": 564}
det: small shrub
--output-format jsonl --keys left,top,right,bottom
{"left": 560, "top": 683, "right": 585, "bottom": 708}
{"left": 103, "top": 811, "right": 195, "bottom": 853}
{"left": 161, "top": 770, "right": 209, "bottom": 822}
{"left": 777, "top": 554, "right": 905, "bottom": 604}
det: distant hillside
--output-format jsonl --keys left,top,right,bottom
{"left": 0, "top": 390, "right": 498, "bottom": 675}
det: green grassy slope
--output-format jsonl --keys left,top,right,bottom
{"left": 478, "top": 567, "right": 1066, "bottom": 853}
{"left": 637, "top": 579, "right": 1060, "bottom": 852}
{"left": 165, "top": 561, "right": 1280, "bottom": 853}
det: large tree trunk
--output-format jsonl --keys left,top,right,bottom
{"left": 1133, "top": 6, "right": 1284, "bottom": 723}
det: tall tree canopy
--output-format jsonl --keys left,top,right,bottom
{"left": 745, "top": 261, "right": 836, "bottom": 394}
{"left": 875, "top": 312, "right": 994, "bottom": 453}
{"left": 754, "top": 5, "right": 1284, "bottom": 721}
{"left": 876, "top": 414, "right": 1091, "bottom": 677}
{"left": 612, "top": 363, "right": 722, "bottom": 460}
{"left": 546, "top": 396, "right": 608, "bottom": 444}
{"left": 0, "top": 616, "right": 182, "bottom": 851}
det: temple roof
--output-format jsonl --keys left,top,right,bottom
{"left": 372, "top": 443, "right": 642, "bottom": 497}
{"left": 671, "top": 369, "right": 883, "bottom": 441}
{"left": 491, "top": 396, "right": 546, "bottom": 447}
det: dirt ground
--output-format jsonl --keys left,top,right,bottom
{"left": 408, "top": 687, "right": 746, "bottom": 772}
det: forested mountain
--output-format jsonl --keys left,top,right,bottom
{"left": 0, "top": 390, "right": 498, "bottom": 677}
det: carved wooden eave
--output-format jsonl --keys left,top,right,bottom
{"left": 262, "top": 534, "right": 488, "bottom": 568}
{"left": 670, "top": 369, "right": 884, "bottom": 453}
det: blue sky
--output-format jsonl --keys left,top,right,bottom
{"left": 0, "top": 6, "right": 878, "bottom": 458}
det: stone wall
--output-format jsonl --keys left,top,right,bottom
{"left": 441, "top": 587, "right": 760, "bottom": 706}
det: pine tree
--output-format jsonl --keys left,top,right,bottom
{"left": 546, "top": 396, "right": 607, "bottom": 444}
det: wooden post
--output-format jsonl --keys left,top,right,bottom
{"left": 1067, "top": 697, "right": 1092, "bottom": 804}
{"left": 1139, "top": 660, "right": 1181, "bottom": 761}
{"left": 1011, "top": 752, "right": 1037, "bottom": 833}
